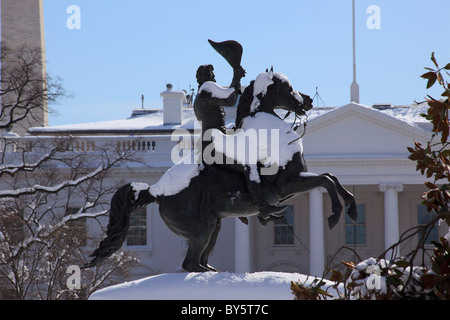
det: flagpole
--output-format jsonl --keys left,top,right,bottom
{"left": 351, "top": 0, "right": 360, "bottom": 103}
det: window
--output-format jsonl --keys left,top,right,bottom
{"left": 417, "top": 205, "right": 439, "bottom": 245}
{"left": 127, "top": 207, "right": 147, "bottom": 246}
{"left": 274, "top": 205, "right": 294, "bottom": 245}
{"left": 345, "top": 204, "right": 366, "bottom": 245}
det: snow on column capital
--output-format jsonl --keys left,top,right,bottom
{"left": 379, "top": 184, "right": 404, "bottom": 193}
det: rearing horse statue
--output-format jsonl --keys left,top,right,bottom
{"left": 83, "top": 70, "right": 358, "bottom": 272}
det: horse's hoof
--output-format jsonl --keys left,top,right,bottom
{"left": 258, "top": 214, "right": 285, "bottom": 226}
{"left": 327, "top": 214, "right": 339, "bottom": 230}
{"left": 270, "top": 213, "right": 285, "bottom": 219}
{"left": 239, "top": 217, "right": 249, "bottom": 225}
{"left": 183, "top": 264, "right": 211, "bottom": 273}
{"left": 206, "top": 265, "right": 221, "bottom": 272}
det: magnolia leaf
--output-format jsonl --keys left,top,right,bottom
{"left": 431, "top": 260, "right": 442, "bottom": 275}
{"left": 437, "top": 72, "right": 444, "bottom": 85}
{"left": 431, "top": 52, "right": 439, "bottom": 68}
{"left": 421, "top": 71, "right": 437, "bottom": 89}
{"left": 315, "top": 288, "right": 334, "bottom": 298}
{"left": 329, "top": 270, "right": 343, "bottom": 282}
{"left": 441, "top": 125, "right": 449, "bottom": 145}
{"left": 342, "top": 260, "right": 356, "bottom": 269}
{"left": 427, "top": 73, "right": 437, "bottom": 89}
{"left": 394, "top": 260, "right": 410, "bottom": 268}
{"left": 421, "top": 273, "right": 438, "bottom": 290}
{"left": 424, "top": 181, "right": 437, "bottom": 189}
{"left": 421, "top": 71, "right": 435, "bottom": 79}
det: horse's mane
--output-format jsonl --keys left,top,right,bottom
{"left": 235, "top": 80, "right": 254, "bottom": 128}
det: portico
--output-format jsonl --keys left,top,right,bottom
{"left": 246, "top": 102, "right": 436, "bottom": 275}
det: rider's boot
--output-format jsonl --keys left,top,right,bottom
{"left": 239, "top": 217, "right": 249, "bottom": 225}
{"left": 254, "top": 195, "right": 287, "bottom": 219}
{"left": 244, "top": 169, "right": 287, "bottom": 219}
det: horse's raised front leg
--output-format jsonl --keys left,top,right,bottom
{"left": 322, "top": 173, "right": 358, "bottom": 222}
{"left": 282, "top": 173, "right": 343, "bottom": 229}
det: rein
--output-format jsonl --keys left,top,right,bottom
{"left": 295, "top": 113, "right": 309, "bottom": 139}
{"left": 288, "top": 108, "right": 309, "bottom": 144}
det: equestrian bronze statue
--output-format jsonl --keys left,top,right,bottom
{"left": 83, "top": 40, "right": 358, "bottom": 272}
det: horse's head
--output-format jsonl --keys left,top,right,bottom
{"left": 266, "top": 72, "right": 313, "bottom": 116}
{"left": 235, "top": 70, "right": 313, "bottom": 127}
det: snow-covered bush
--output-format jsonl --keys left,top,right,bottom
{"left": 342, "top": 54, "right": 450, "bottom": 300}
{"left": 420, "top": 236, "right": 450, "bottom": 299}
{"left": 299, "top": 53, "right": 450, "bottom": 300}
{"left": 345, "top": 258, "right": 428, "bottom": 299}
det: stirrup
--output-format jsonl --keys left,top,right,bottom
{"left": 259, "top": 205, "right": 288, "bottom": 218}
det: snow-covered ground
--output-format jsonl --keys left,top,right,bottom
{"left": 89, "top": 271, "right": 342, "bottom": 300}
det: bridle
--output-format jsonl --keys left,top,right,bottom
{"left": 283, "top": 100, "right": 310, "bottom": 144}
{"left": 247, "top": 78, "right": 310, "bottom": 142}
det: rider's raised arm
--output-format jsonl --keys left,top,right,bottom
{"left": 230, "top": 66, "right": 246, "bottom": 93}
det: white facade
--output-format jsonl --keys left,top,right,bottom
{"left": 21, "top": 94, "right": 446, "bottom": 279}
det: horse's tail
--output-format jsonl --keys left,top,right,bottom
{"left": 81, "top": 182, "right": 156, "bottom": 269}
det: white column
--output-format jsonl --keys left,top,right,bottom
{"left": 235, "top": 218, "right": 251, "bottom": 273}
{"left": 309, "top": 188, "right": 325, "bottom": 277}
{"left": 379, "top": 184, "right": 403, "bottom": 257}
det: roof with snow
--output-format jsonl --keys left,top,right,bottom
{"left": 28, "top": 102, "right": 432, "bottom": 136}
{"left": 28, "top": 109, "right": 199, "bottom": 135}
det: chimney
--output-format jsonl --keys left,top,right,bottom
{"left": 160, "top": 84, "right": 186, "bottom": 125}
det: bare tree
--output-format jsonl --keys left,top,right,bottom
{"left": 0, "top": 46, "right": 142, "bottom": 299}
{"left": 0, "top": 136, "right": 143, "bottom": 300}
{"left": 0, "top": 44, "right": 66, "bottom": 134}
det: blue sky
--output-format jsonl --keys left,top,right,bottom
{"left": 43, "top": 1, "right": 450, "bottom": 126}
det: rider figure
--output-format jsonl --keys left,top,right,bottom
{"left": 194, "top": 64, "right": 286, "bottom": 220}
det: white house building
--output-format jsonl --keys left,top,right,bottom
{"left": 20, "top": 86, "right": 445, "bottom": 280}
{"left": 2, "top": 0, "right": 444, "bottom": 283}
